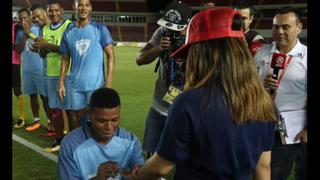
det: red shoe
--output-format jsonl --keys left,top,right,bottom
{"left": 37, "top": 130, "right": 56, "bottom": 137}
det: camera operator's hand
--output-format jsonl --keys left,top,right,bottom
{"left": 160, "top": 36, "right": 172, "bottom": 50}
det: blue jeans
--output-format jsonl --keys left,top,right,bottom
{"left": 142, "top": 107, "right": 167, "bottom": 153}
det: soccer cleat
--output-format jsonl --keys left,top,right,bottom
{"left": 49, "top": 145, "right": 60, "bottom": 152}
{"left": 51, "top": 138, "right": 62, "bottom": 152}
{"left": 46, "top": 131, "right": 56, "bottom": 137}
{"left": 14, "top": 119, "right": 25, "bottom": 128}
{"left": 42, "top": 145, "right": 60, "bottom": 153}
{"left": 42, "top": 147, "right": 51, "bottom": 153}
{"left": 25, "top": 121, "right": 41, "bottom": 131}
{"left": 42, "top": 138, "right": 62, "bottom": 153}
{"left": 51, "top": 138, "right": 62, "bottom": 147}
{"left": 37, "top": 130, "right": 56, "bottom": 137}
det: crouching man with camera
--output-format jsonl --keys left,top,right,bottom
{"left": 136, "top": 1, "right": 192, "bottom": 160}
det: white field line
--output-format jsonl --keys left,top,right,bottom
{"left": 12, "top": 133, "right": 58, "bottom": 163}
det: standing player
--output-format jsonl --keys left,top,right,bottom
{"left": 32, "top": 0, "right": 72, "bottom": 151}
{"left": 16, "top": 8, "right": 50, "bottom": 132}
{"left": 58, "top": 0, "right": 115, "bottom": 129}
{"left": 12, "top": 20, "right": 26, "bottom": 128}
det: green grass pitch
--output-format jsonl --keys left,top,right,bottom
{"left": 12, "top": 46, "right": 294, "bottom": 180}
{"left": 13, "top": 46, "right": 159, "bottom": 179}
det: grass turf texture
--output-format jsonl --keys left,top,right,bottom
{"left": 12, "top": 46, "right": 160, "bottom": 179}
{"left": 12, "top": 46, "right": 295, "bottom": 180}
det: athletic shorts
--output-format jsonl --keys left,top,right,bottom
{"left": 47, "top": 77, "right": 72, "bottom": 110}
{"left": 70, "top": 89, "right": 94, "bottom": 110}
{"left": 142, "top": 107, "right": 167, "bottom": 153}
{"left": 12, "top": 64, "right": 21, "bottom": 88}
{"left": 22, "top": 72, "right": 44, "bottom": 95}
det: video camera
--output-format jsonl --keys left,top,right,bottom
{"left": 157, "top": 29, "right": 186, "bottom": 88}
{"left": 163, "top": 29, "right": 186, "bottom": 54}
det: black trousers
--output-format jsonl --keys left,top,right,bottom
{"left": 271, "top": 131, "right": 307, "bottom": 180}
{"left": 12, "top": 64, "right": 21, "bottom": 88}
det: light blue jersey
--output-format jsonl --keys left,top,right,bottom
{"left": 59, "top": 124, "right": 144, "bottom": 180}
{"left": 18, "top": 24, "right": 43, "bottom": 74}
{"left": 60, "top": 20, "right": 113, "bottom": 91}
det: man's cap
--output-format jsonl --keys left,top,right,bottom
{"left": 171, "top": 8, "right": 244, "bottom": 59}
{"left": 157, "top": 1, "right": 192, "bottom": 31}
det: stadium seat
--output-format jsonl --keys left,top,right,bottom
{"left": 257, "top": 19, "right": 273, "bottom": 29}
{"left": 91, "top": 1, "right": 116, "bottom": 11}
{"left": 120, "top": 26, "right": 145, "bottom": 42}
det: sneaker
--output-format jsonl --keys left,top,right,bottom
{"left": 47, "top": 131, "right": 56, "bottom": 137}
{"left": 51, "top": 138, "right": 62, "bottom": 152}
{"left": 25, "top": 121, "right": 41, "bottom": 131}
{"left": 14, "top": 119, "right": 25, "bottom": 128}
{"left": 51, "top": 138, "right": 62, "bottom": 147}
{"left": 42, "top": 145, "right": 60, "bottom": 153}
{"left": 50, "top": 145, "right": 60, "bottom": 152}
{"left": 37, "top": 130, "right": 56, "bottom": 137}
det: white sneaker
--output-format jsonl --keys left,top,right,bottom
{"left": 50, "top": 145, "right": 60, "bottom": 152}
{"left": 42, "top": 145, "right": 60, "bottom": 153}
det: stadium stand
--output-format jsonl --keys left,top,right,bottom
{"left": 12, "top": 0, "right": 307, "bottom": 44}
{"left": 92, "top": 1, "right": 116, "bottom": 11}
{"left": 120, "top": 26, "right": 145, "bottom": 42}
{"left": 118, "top": 2, "right": 147, "bottom": 12}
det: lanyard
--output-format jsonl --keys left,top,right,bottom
{"left": 277, "top": 55, "right": 293, "bottom": 85}
{"left": 271, "top": 55, "right": 293, "bottom": 100}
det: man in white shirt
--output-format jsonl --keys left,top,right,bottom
{"left": 254, "top": 6, "right": 307, "bottom": 180}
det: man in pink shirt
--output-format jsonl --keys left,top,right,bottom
{"left": 12, "top": 20, "right": 26, "bottom": 128}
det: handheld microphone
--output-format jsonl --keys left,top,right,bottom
{"left": 269, "top": 53, "right": 286, "bottom": 95}
{"left": 271, "top": 53, "right": 286, "bottom": 80}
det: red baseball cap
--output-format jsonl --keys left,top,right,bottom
{"left": 171, "top": 8, "right": 244, "bottom": 59}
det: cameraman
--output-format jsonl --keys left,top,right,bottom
{"left": 136, "top": 1, "right": 192, "bottom": 158}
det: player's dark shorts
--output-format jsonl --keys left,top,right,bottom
{"left": 12, "top": 64, "right": 21, "bottom": 88}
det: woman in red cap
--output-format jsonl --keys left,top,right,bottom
{"left": 124, "top": 8, "right": 278, "bottom": 180}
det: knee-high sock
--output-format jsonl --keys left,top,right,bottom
{"left": 17, "top": 95, "right": 25, "bottom": 121}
